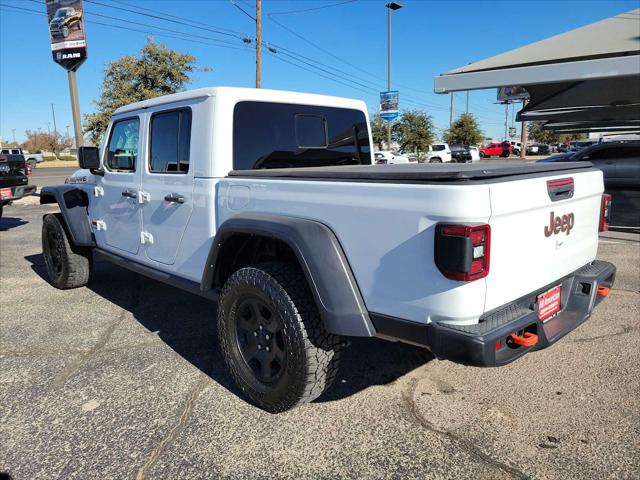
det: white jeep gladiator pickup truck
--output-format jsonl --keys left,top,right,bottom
{"left": 40, "top": 87, "right": 615, "bottom": 412}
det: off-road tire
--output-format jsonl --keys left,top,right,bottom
{"left": 42, "top": 213, "right": 91, "bottom": 289}
{"left": 217, "top": 262, "right": 342, "bottom": 413}
{"left": 430, "top": 157, "right": 442, "bottom": 163}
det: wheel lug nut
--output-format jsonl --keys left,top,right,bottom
{"left": 265, "top": 346, "right": 270, "bottom": 352}
{"left": 259, "top": 325, "right": 264, "bottom": 330}
{"left": 253, "top": 331, "right": 258, "bottom": 337}
{"left": 257, "top": 344, "right": 262, "bottom": 350}
{"left": 265, "top": 334, "right": 270, "bottom": 340}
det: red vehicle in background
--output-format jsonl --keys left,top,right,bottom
{"left": 480, "top": 141, "right": 512, "bottom": 158}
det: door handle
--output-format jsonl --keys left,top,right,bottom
{"left": 121, "top": 189, "right": 138, "bottom": 199}
{"left": 164, "top": 192, "right": 185, "bottom": 204}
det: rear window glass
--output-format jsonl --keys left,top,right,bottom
{"left": 149, "top": 108, "right": 192, "bottom": 173}
{"left": 432, "top": 144, "right": 445, "bottom": 151}
{"left": 233, "top": 102, "right": 371, "bottom": 170}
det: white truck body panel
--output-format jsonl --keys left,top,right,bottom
{"left": 217, "top": 178, "right": 492, "bottom": 325}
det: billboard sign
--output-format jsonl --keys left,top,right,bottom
{"left": 46, "top": 0, "right": 87, "bottom": 71}
{"left": 380, "top": 90, "right": 399, "bottom": 121}
{"left": 497, "top": 85, "right": 529, "bottom": 102}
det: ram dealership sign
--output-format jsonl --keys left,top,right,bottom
{"left": 46, "top": 0, "right": 87, "bottom": 71}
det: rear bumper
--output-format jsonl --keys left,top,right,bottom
{"left": 372, "top": 260, "right": 616, "bottom": 367}
{"left": 0, "top": 184, "right": 37, "bottom": 203}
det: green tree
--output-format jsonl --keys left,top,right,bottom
{"left": 392, "top": 110, "right": 434, "bottom": 157}
{"left": 528, "top": 121, "right": 560, "bottom": 144}
{"left": 443, "top": 113, "right": 483, "bottom": 145}
{"left": 84, "top": 38, "right": 207, "bottom": 144}
{"left": 370, "top": 114, "right": 388, "bottom": 150}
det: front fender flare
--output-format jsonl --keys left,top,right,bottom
{"left": 40, "top": 185, "right": 95, "bottom": 247}
{"left": 202, "top": 213, "right": 374, "bottom": 337}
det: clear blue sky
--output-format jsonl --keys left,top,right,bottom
{"left": 1, "top": 0, "right": 637, "bottom": 144}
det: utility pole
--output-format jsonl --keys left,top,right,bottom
{"left": 51, "top": 103, "right": 58, "bottom": 137}
{"left": 256, "top": 0, "right": 261, "bottom": 88}
{"left": 465, "top": 91, "right": 469, "bottom": 114}
{"left": 11, "top": 129, "right": 16, "bottom": 144}
{"left": 47, "top": 122, "right": 51, "bottom": 134}
{"left": 449, "top": 92, "right": 454, "bottom": 128}
{"left": 68, "top": 71, "right": 83, "bottom": 149}
{"left": 386, "top": 2, "right": 401, "bottom": 150}
{"left": 520, "top": 99, "right": 528, "bottom": 159}
{"left": 66, "top": 125, "right": 70, "bottom": 138}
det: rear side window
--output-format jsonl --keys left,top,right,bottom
{"left": 106, "top": 117, "right": 140, "bottom": 172}
{"left": 149, "top": 108, "right": 192, "bottom": 173}
{"left": 233, "top": 102, "right": 371, "bottom": 170}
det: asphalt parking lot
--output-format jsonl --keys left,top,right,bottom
{"left": 1, "top": 202, "right": 639, "bottom": 480}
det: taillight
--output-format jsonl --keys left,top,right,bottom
{"left": 435, "top": 223, "right": 491, "bottom": 281}
{"left": 25, "top": 161, "right": 31, "bottom": 175}
{"left": 599, "top": 193, "right": 612, "bottom": 232}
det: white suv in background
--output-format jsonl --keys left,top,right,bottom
{"left": 374, "top": 151, "right": 409, "bottom": 164}
{"left": 426, "top": 143, "right": 452, "bottom": 163}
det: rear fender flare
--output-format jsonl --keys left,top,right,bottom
{"left": 201, "top": 213, "right": 374, "bottom": 337}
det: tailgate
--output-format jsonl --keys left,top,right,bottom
{"left": 485, "top": 168, "right": 603, "bottom": 312}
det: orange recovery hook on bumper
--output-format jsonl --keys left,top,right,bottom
{"left": 509, "top": 332, "right": 539, "bottom": 347}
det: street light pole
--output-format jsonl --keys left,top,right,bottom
{"left": 386, "top": 2, "right": 402, "bottom": 150}
{"left": 12, "top": 129, "right": 16, "bottom": 144}
{"left": 256, "top": 0, "right": 262, "bottom": 88}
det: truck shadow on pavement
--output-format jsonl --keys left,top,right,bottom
{"left": 25, "top": 254, "right": 433, "bottom": 405}
{"left": 0, "top": 216, "right": 28, "bottom": 231}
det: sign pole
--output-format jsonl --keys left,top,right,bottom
{"left": 67, "top": 70, "right": 83, "bottom": 148}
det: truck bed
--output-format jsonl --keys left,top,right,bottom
{"left": 228, "top": 161, "right": 592, "bottom": 182}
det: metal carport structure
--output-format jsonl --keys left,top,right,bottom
{"left": 433, "top": 9, "right": 640, "bottom": 134}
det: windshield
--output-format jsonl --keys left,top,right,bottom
{"left": 55, "top": 9, "right": 70, "bottom": 17}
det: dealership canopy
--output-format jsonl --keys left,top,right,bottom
{"left": 433, "top": 9, "right": 640, "bottom": 133}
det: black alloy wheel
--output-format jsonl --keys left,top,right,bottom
{"left": 234, "top": 297, "right": 287, "bottom": 383}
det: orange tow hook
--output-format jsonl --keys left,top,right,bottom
{"left": 597, "top": 285, "right": 611, "bottom": 297}
{"left": 509, "top": 332, "right": 538, "bottom": 347}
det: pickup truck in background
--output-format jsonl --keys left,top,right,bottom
{"left": 0, "top": 153, "right": 36, "bottom": 218}
{"left": 39, "top": 87, "right": 616, "bottom": 412}
{"left": 1, "top": 148, "right": 44, "bottom": 169}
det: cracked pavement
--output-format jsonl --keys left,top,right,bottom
{"left": 1, "top": 204, "right": 639, "bottom": 479}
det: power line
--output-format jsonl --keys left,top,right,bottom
{"left": 83, "top": 0, "right": 245, "bottom": 39}
{"left": 3, "top": 3, "right": 254, "bottom": 52}
{"left": 109, "top": 0, "right": 246, "bottom": 37}
{"left": 11, "top": 0, "right": 493, "bottom": 121}
{"left": 268, "top": 0, "right": 358, "bottom": 16}
{"left": 228, "top": 0, "right": 256, "bottom": 22}
{"left": 265, "top": 13, "right": 444, "bottom": 103}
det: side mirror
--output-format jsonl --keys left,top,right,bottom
{"left": 78, "top": 146, "right": 101, "bottom": 170}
